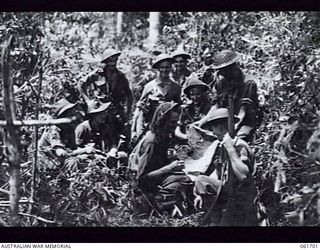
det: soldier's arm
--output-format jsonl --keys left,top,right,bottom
{"left": 78, "top": 70, "right": 100, "bottom": 101}
{"left": 196, "top": 104, "right": 218, "bottom": 127}
{"left": 235, "top": 106, "right": 246, "bottom": 130}
{"left": 74, "top": 124, "right": 86, "bottom": 148}
{"left": 175, "top": 126, "right": 188, "bottom": 141}
{"left": 122, "top": 76, "right": 133, "bottom": 119}
{"left": 222, "top": 134, "right": 250, "bottom": 181}
{"left": 146, "top": 160, "right": 184, "bottom": 181}
{"left": 139, "top": 82, "right": 150, "bottom": 103}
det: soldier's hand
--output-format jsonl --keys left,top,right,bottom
{"left": 84, "top": 144, "right": 95, "bottom": 154}
{"left": 95, "top": 68, "right": 104, "bottom": 75}
{"left": 222, "top": 133, "right": 235, "bottom": 150}
{"left": 168, "top": 160, "right": 185, "bottom": 172}
{"left": 55, "top": 148, "right": 68, "bottom": 158}
{"left": 194, "top": 194, "right": 203, "bottom": 210}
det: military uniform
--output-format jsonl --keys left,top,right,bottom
{"left": 194, "top": 138, "right": 259, "bottom": 226}
{"left": 75, "top": 120, "right": 112, "bottom": 151}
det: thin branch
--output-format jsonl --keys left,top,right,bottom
{"left": 0, "top": 199, "right": 32, "bottom": 206}
{"left": 18, "top": 212, "right": 56, "bottom": 224}
{"left": 0, "top": 117, "right": 76, "bottom": 127}
{"left": 0, "top": 188, "right": 10, "bottom": 195}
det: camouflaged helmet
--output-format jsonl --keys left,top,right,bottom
{"left": 101, "top": 49, "right": 121, "bottom": 63}
{"left": 150, "top": 101, "right": 180, "bottom": 133}
{"left": 211, "top": 50, "right": 239, "bottom": 69}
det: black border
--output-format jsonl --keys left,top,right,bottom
{"left": 0, "top": 0, "right": 320, "bottom": 11}
{"left": 0, "top": 227, "right": 318, "bottom": 242}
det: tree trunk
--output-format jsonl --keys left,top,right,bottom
{"left": 1, "top": 36, "right": 21, "bottom": 226}
{"left": 146, "top": 12, "right": 160, "bottom": 49}
{"left": 116, "top": 12, "right": 123, "bottom": 37}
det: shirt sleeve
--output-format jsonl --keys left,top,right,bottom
{"left": 75, "top": 124, "right": 86, "bottom": 147}
{"left": 48, "top": 127, "right": 65, "bottom": 149}
{"left": 78, "top": 70, "right": 99, "bottom": 92}
{"left": 118, "top": 73, "right": 132, "bottom": 97}
{"left": 234, "top": 143, "right": 255, "bottom": 175}
{"left": 139, "top": 81, "right": 152, "bottom": 103}
{"left": 241, "top": 80, "right": 258, "bottom": 108}
{"left": 135, "top": 134, "right": 155, "bottom": 180}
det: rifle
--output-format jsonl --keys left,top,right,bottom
{"left": 218, "top": 91, "right": 237, "bottom": 226}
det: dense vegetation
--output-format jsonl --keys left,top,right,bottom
{"left": 0, "top": 12, "right": 319, "bottom": 226}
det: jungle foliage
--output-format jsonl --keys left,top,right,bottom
{"left": 0, "top": 12, "right": 319, "bottom": 226}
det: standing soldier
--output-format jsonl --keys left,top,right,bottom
{"left": 131, "top": 54, "right": 181, "bottom": 142}
{"left": 198, "top": 50, "right": 259, "bottom": 142}
{"left": 198, "top": 49, "right": 216, "bottom": 86}
{"left": 78, "top": 48, "right": 133, "bottom": 147}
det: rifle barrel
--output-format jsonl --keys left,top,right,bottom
{"left": 228, "top": 93, "right": 235, "bottom": 138}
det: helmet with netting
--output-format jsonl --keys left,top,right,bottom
{"left": 211, "top": 50, "right": 239, "bottom": 69}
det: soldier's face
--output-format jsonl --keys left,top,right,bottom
{"left": 164, "top": 111, "right": 179, "bottom": 134}
{"left": 174, "top": 56, "right": 187, "bottom": 71}
{"left": 158, "top": 61, "right": 172, "bottom": 79}
{"left": 210, "top": 120, "right": 228, "bottom": 141}
{"left": 106, "top": 56, "right": 119, "bottom": 69}
{"left": 204, "top": 56, "right": 213, "bottom": 66}
{"left": 189, "top": 87, "right": 205, "bottom": 105}
{"left": 218, "top": 63, "right": 240, "bottom": 81}
{"left": 64, "top": 108, "right": 85, "bottom": 128}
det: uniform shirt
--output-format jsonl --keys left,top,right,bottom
{"left": 139, "top": 78, "right": 181, "bottom": 104}
{"left": 75, "top": 120, "right": 111, "bottom": 151}
{"left": 172, "top": 68, "right": 192, "bottom": 88}
{"left": 131, "top": 131, "right": 170, "bottom": 193}
{"left": 137, "top": 78, "right": 181, "bottom": 123}
{"left": 179, "top": 102, "right": 211, "bottom": 133}
{"left": 80, "top": 68, "right": 132, "bottom": 107}
{"left": 195, "top": 138, "right": 258, "bottom": 226}
{"left": 215, "top": 72, "right": 259, "bottom": 128}
{"left": 38, "top": 125, "right": 77, "bottom": 153}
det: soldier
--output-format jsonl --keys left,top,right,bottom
{"left": 131, "top": 54, "right": 181, "bottom": 142}
{"left": 197, "top": 50, "right": 260, "bottom": 142}
{"left": 172, "top": 50, "right": 192, "bottom": 88}
{"left": 78, "top": 48, "right": 133, "bottom": 146}
{"left": 75, "top": 101, "right": 128, "bottom": 171}
{"left": 193, "top": 108, "right": 259, "bottom": 226}
{"left": 129, "top": 102, "right": 194, "bottom": 215}
{"left": 197, "top": 48, "right": 216, "bottom": 87}
{"left": 38, "top": 98, "right": 89, "bottom": 169}
{"left": 175, "top": 78, "right": 211, "bottom": 141}
{"left": 75, "top": 102, "right": 113, "bottom": 151}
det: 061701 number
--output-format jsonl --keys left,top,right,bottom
{"left": 300, "top": 244, "right": 318, "bottom": 248}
